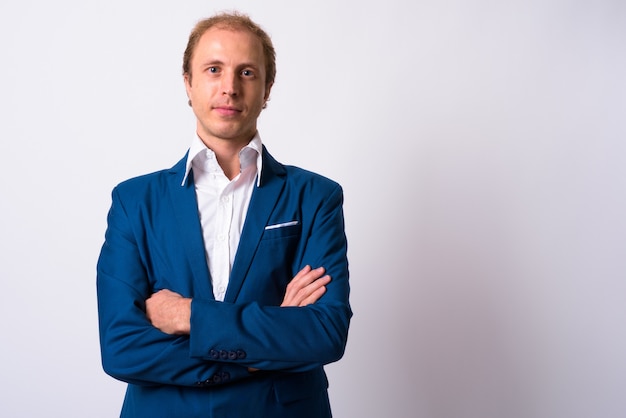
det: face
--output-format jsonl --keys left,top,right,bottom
{"left": 184, "top": 27, "right": 272, "bottom": 148}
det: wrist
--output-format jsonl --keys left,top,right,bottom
{"left": 176, "top": 298, "right": 192, "bottom": 334}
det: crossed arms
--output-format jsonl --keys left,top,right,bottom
{"left": 146, "top": 265, "right": 331, "bottom": 335}
{"left": 97, "top": 179, "right": 351, "bottom": 387}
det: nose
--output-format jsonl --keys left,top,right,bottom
{"left": 221, "top": 71, "right": 239, "bottom": 97}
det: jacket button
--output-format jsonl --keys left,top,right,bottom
{"left": 228, "top": 351, "right": 237, "bottom": 360}
{"left": 209, "top": 349, "right": 219, "bottom": 359}
{"left": 220, "top": 350, "right": 228, "bottom": 360}
{"left": 236, "top": 349, "right": 247, "bottom": 359}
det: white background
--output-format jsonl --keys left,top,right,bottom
{"left": 1, "top": 1, "right": 625, "bottom": 417}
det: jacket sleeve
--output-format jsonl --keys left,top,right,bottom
{"left": 188, "top": 184, "right": 352, "bottom": 372}
{"left": 97, "top": 187, "right": 251, "bottom": 387}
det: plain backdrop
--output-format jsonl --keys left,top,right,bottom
{"left": 1, "top": 0, "right": 625, "bottom": 417}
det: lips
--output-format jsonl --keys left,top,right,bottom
{"left": 213, "top": 105, "right": 242, "bottom": 117}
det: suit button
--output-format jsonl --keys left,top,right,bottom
{"left": 222, "top": 372, "right": 230, "bottom": 381}
{"left": 220, "top": 350, "right": 228, "bottom": 360}
{"left": 209, "top": 349, "right": 219, "bottom": 359}
{"left": 228, "top": 351, "right": 237, "bottom": 360}
{"left": 212, "top": 374, "right": 222, "bottom": 384}
{"left": 237, "top": 349, "right": 247, "bottom": 359}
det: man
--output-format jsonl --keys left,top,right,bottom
{"left": 96, "top": 11, "right": 351, "bottom": 418}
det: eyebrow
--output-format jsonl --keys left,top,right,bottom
{"left": 200, "top": 59, "right": 224, "bottom": 67}
{"left": 200, "top": 59, "right": 260, "bottom": 70}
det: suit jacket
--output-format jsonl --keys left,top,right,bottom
{"left": 97, "top": 146, "right": 352, "bottom": 417}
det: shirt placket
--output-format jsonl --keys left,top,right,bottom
{"left": 213, "top": 185, "right": 233, "bottom": 301}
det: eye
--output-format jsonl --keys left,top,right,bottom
{"left": 241, "top": 69, "right": 255, "bottom": 77}
{"left": 208, "top": 66, "right": 219, "bottom": 73}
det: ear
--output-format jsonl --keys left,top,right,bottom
{"left": 183, "top": 72, "right": 193, "bottom": 99}
{"left": 264, "top": 82, "right": 273, "bottom": 102}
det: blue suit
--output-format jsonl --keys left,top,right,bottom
{"left": 97, "top": 146, "right": 352, "bottom": 417}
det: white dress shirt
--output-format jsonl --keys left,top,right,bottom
{"left": 182, "top": 133, "right": 263, "bottom": 301}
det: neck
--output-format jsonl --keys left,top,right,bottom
{"left": 198, "top": 132, "right": 255, "bottom": 180}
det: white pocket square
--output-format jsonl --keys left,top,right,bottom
{"left": 265, "top": 220, "right": 299, "bottom": 230}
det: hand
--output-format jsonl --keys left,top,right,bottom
{"left": 281, "top": 265, "right": 331, "bottom": 307}
{"left": 251, "top": 267, "right": 329, "bottom": 374}
{"left": 145, "top": 289, "right": 192, "bottom": 335}
{"left": 250, "top": 266, "right": 329, "bottom": 374}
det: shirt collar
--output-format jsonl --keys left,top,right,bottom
{"left": 181, "top": 133, "right": 264, "bottom": 186}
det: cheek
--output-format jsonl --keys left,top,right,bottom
{"left": 191, "top": 78, "right": 218, "bottom": 96}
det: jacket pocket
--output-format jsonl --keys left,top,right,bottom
{"left": 261, "top": 222, "right": 302, "bottom": 240}
{"left": 272, "top": 368, "right": 329, "bottom": 405}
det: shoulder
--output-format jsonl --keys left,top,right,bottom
{"left": 263, "top": 146, "right": 342, "bottom": 195}
{"left": 283, "top": 165, "right": 342, "bottom": 194}
{"left": 111, "top": 154, "right": 186, "bottom": 199}
{"left": 115, "top": 169, "right": 168, "bottom": 191}
{"left": 278, "top": 164, "right": 345, "bottom": 211}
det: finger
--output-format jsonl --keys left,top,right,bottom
{"left": 293, "top": 274, "right": 330, "bottom": 297}
{"left": 292, "top": 265, "right": 324, "bottom": 284}
{"left": 294, "top": 265, "right": 312, "bottom": 279}
{"left": 292, "top": 266, "right": 326, "bottom": 287}
{"left": 281, "top": 266, "right": 329, "bottom": 307}
{"left": 283, "top": 267, "right": 323, "bottom": 298}
{"left": 282, "top": 274, "right": 331, "bottom": 307}
{"left": 299, "top": 284, "right": 328, "bottom": 307}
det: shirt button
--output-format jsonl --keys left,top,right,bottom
{"left": 217, "top": 234, "right": 226, "bottom": 241}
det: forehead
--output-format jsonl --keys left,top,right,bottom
{"left": 193, "top": 26, "right": 265, "bottom": 66}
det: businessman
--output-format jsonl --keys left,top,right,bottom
{"left": 96, "top": 11, "right": 351, "bottom": 418}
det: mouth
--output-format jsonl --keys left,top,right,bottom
{"left": 213, "top": 105, "right": 242, "bottom": 117}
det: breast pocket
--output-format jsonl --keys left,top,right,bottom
{"left": 257, "top": 220, "right": 302, "bottom": 276}
{"left": 245, "top": 221, "right": 303, "bottom": 304}
{"left": 261, "top": 221, "right": 302, "bottom": 240}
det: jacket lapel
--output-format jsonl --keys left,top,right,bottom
{"left": 224, "top": 147, "right": 286, "bottom": 302}
{"left": 167, "top": 155, "right": 214, "bottom": 299}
